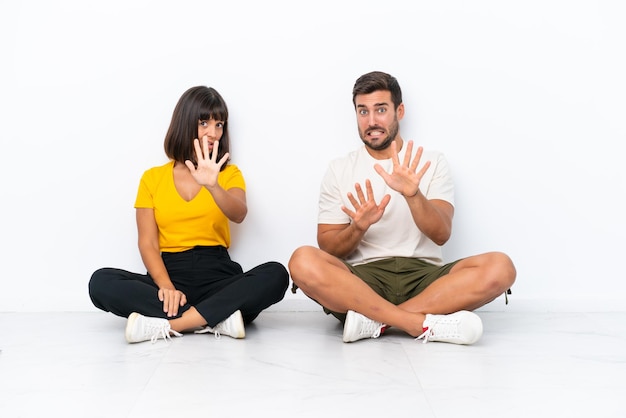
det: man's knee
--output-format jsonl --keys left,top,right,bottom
{"left": 486, "top": 252, "right": 516, "bottom": 292}
{"left": 288, "top": 246, "right": 318, "bottom": 276}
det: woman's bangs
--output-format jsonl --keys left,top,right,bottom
{"left": 198, "top": 97, "right": 228, "bottom": 122}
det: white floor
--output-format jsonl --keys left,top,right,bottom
{"left": 1, "top": 310, "right": 625, "bottom": 418}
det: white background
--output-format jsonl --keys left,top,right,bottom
{"left": 1, "top": 1, "right": 624, "bottom": 312}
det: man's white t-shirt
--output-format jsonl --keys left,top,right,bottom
{"left": 318, "top": 143, "right": 454, "bottom": 266}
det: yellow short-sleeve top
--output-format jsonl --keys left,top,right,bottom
{"left": 134, "top": 161, "right": 246, "bottom": 253}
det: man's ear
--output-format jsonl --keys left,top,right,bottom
{"left": 396, "top": 103, "right": 405, "bottom": 120}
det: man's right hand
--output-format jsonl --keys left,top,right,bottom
{"left": 341, "top": 179, "right": 391, "bottom": 231}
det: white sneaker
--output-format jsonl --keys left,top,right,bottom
{"left": 416, "top": 310, "right": 483, "bottom": 345}
{"left": 125, "top": 312, "right": 182, "bottom": 344}
{"left": 194, "top": 310, "right": 245, "bottom": 339}
{"left": 342, "top": 310, "right": 387, "bottom": 343}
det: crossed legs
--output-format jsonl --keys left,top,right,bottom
{"left": 288, "top": 246, "right": 516, "bottom": 337}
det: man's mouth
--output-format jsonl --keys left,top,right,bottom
{"left": 367, "top": 128, "right": 385, "bottom": 138}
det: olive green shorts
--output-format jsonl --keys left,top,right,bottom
{"left": 324, "top": 257, "right": 461, "bottom": 322}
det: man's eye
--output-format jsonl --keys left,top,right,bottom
{"left": 377, "top": 108, "right": 386, "bottom": 113}
{"left": 359, "top": 110, "right": 368, "bottom": 115}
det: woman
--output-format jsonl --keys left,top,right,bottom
{"left": 89, "top": 86, "right": 289, "bottom": 344}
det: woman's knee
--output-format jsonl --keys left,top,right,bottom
{"left": 88, "top": 268, "right": 116, "bottom": 308}
{"left": 257, "top": 261, "right": 288, "bottom": 278}
{"left": 88, "top": 268, "right": 112, "bottom": 295}
{"left": 254, "top": 261, "right": 289, "bottom": 292}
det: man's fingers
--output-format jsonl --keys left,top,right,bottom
{"left": 346, "top": 192, "right": 359, "bottom": 209}
{"left": 354, "top": 182, "right": 367, "bottom": 203}
{"left": 365, "top": 179, "right": 377, "bottom": 202}
{"left": 402, "top": 140, "right": 413, "bottom": 167}
{"left": 410, "top": 145, "right": 424, "bottom": 172}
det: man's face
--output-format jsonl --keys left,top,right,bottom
{"left": 355, "top": 90, "right": 402, "bottom": 151}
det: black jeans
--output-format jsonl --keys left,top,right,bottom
{"left": 89, "top": 246, "right": 289, "bottom": 326}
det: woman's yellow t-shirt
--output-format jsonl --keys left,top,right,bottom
{"left": 134, "top": 161, "right": 246, "bottom": 252}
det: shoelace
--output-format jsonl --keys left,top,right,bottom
{"left": 416, "top": 317, "right": 460, "bottom": 344}
{"left": 194, "top": 326, "right": 221, "bottom": 339}
{"left": 150, "top": 328, "right": 168, "bottom": 344}
{"left": 149, "top": 327, "right": 182, "bottom": 344}
{"left": 149, "top": 326, "right": 169, "bottom": 344}
{"left": 360, "top": 319, "right": 384, "bottom": 338}
{"left": 416, "top": 327, "right": 434, "bottom": 344}
{"left": 416, "top": 316, "right": 444, "bottom": 344}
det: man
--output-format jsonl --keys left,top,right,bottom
{"left": 288, "top": 71, "right": 516, "bottom": 344}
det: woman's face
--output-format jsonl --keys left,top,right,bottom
{"left": 197, "top": 118, "right": 224, "bottom": 152}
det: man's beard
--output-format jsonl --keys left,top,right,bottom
{"left": 359, "top": 118, "right": 399, "bottom": 151}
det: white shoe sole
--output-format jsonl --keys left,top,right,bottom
{"left": 125, "top": 312, "right": 141, "bottom": 343}
{"left": 229, "top": 310, "right": 245, "bottom": 339}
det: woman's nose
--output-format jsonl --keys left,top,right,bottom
{"left": 201, "top": 127, "right": 215, "bottom": 138}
